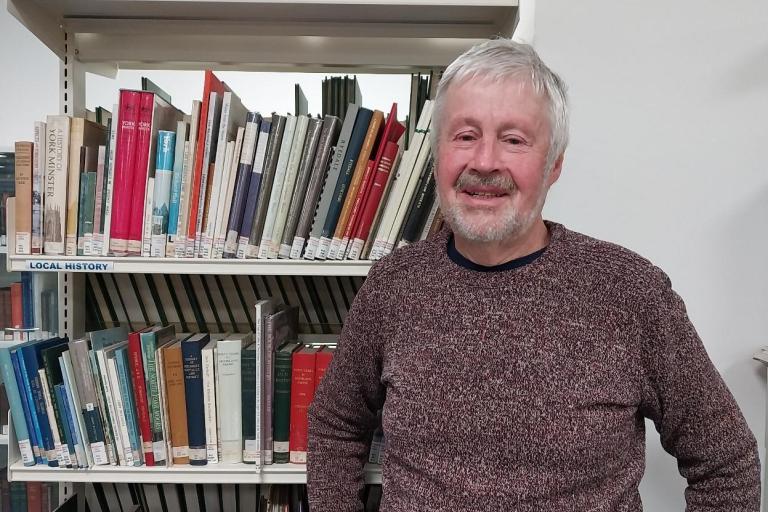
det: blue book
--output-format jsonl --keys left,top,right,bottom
{"left": 320, "top": 107, "right": 373, "bottom": 239}
{"left": 0, "top": 345, "right": 36, "bottom": 466}
{"left": 59, "top": 354, "right": 88, "bottom": 467}
{"left": 151, "top": 130, "right": 176, "bottom": 255}
{"left": 115, "top": 345, "right": 142, "bottom": 466}
{"left": 19, "top": 338, "right": 68, "bottom": 467}
{"left": 54, "top": 384, "right": 77, "bottom": 467}
{"left": 21, "top": 272, "right": 34, "bottom": 328}
{"left": 237, "top": 120, "right": 272, "bottom": 245}
{"left": 10, "top": 347, "right": 43, "bottom": 464}
{"left": 181, "top": 333, "right": 210, "bottom": 465}
{"left": 167, "top": 122, "right": 187, "bottom": 240}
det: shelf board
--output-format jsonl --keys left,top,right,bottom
{"left": 7, "top": 254, "right": 372, "bottom": 276}
{"left": 8, "top": 461, "right": 382, "bottom": 485}
{"left": 8, "top": 0, "right": 519, "bottom": 72}
{"left": 0, "top": 434, "right": 8, "bottom": 446}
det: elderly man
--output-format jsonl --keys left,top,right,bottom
{"left": 307, "top": 39, "right": 760, "bottom": 511}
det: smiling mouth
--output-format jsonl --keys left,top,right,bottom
{"left": 461, "top": 189, "right": 508, "bottom": 198}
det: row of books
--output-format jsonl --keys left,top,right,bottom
{"left": 0, "top": 299, "right": 339, "bottom": 470}
{"left": 0, "top": 151, "right": 13, "bottom": 247}
{"left": 12, "top": 70, "right": 442, "bottom": 260}
{"left": 0, "top": 479, "right": 60, "bottom": 512}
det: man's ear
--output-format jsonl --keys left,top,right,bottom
{"left": 547, "top": 154, "right": 564, "bottom": 186}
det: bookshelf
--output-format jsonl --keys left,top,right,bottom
{"left": 4, "top": 0, "right": 529, "bottom": 490}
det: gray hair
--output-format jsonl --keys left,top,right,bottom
{"left": 430, "top": 38, "right": 569, "bottom": 171}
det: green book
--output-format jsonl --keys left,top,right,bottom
{"left": 82, "top": 171, "right": 97, "bottom": 253}
{"left": 140, "top": 325, "right": 176, "bottom": 466}
{"left": 272, "top": 341, "right": 301, "bottom": 464}
{"left": 241, "top": 342, "right": 258, "bottom": 464}
{"left": 40, "top": 343, "right": 76, "bottom": 467}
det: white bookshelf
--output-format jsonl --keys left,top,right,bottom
{"left": 5, "top": 0, "right": 530, "bottom": 488}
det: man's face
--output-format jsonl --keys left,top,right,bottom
{"left": 435, "top": 76, "right": 561, "bottom": 243}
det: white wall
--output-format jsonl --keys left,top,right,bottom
{"left": 536, "top": 1, "right": 768, "bottom": 509}
{"left": 2, "top": 0, "right": 767, "bottom": 508}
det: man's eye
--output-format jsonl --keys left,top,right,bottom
{"left": 456, "top": 134, "right": 475, "bottom": 141}
{"left": 505, "top": 137, "right": 524, "bottom": 145}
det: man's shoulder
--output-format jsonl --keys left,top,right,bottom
{"left": 555, "top": 223, "right": 671, "bottom": 292}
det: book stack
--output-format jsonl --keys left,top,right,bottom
{"left": 0, "top": 300, "right": 337, "bottom": 470}
{"left": 0, "top": 151, "right": 14, "bottom": 248}
{"left": 13, "top": 70, "right": 442, "bottom": 261}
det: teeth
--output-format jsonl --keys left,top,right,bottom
{"left": 468, "top": 191, "right": 502, "bottom": 197}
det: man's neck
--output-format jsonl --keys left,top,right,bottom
{"left": 453, "top": 219, "right": 550, "bottom": 267}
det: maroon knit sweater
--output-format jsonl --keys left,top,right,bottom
{"left": 307, "top": 221, "right": 760, "bottom": 511}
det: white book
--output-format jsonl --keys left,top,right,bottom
{"left": 203, "top": 91, "right": 247, "bottom": 258}
{"left": 258, "top": 115, "right": 297, "bottom": 258}
{"left": 60, "top": 352, "right": 92, "bottom": 468}
{"left": 155, "top": 341, "right": 172, "bottom": 467}
{"left": 173, "top": 100, "right": 201, "bottom": 257}
{"left": 102, "top": 103, "right": 119, "bottom": 256}
{"left": 105, "top": 352, "right": 135, "bottom": 466}
{"left": 253, "top": 299, "right": 274, "bottom": 466}
{"left": 225, "top": 115, "right": 260, "bottom": 257}
{"left": 236, "top": 125, "right": 271, "bottom": 259}
{"left": 372, "top": 101, "right": 433, "bottom": 258}
{"left": 268, "top": 115, "right": 309, "bottom": 259}
{"left": 216, "top": 333, "right": 253, "bottom": 462}
{"left": 94, "top": 349, "right": 126, "bottom": 465}
{"left": 38, "top": 370, "right": 69, "bottom": 467}
{"left": 43, "top": 115, "right": 71, "bottom": 255}
{"left": 190, "top": 91, "right": 222, "bottom": 258}
{"left": 201, "top": 140, "right": 235, "bottom": 257}
{"left": 141, "top": 176, "right": 155, "bottom": 257}
{"left": 201, "top": 339, "right": 219, "bottom": 463}
{"left": 32, "top": 121, "right": 46, "bottom": 254}
{"left": 213, "top": 127, "right": 245, "bottom": 258}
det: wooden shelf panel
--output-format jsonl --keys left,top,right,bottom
{"left": 8, "top": 1, "right": 519, "bottom": 71}
{"left": 7, "top": 460, "right": 383, "bottom": 485}
{"left": 7, "top": 254, "right": 373, "bottom": 276}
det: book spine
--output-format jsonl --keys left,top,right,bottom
{"left": 173, "top": 100, "right": 201, "bottom": 256}
{"left": 182, "top": 341, "right": 207, "bottom": 465}
{"left": 82, "top": 171, "right": 97, "bottom": 256}
{"left": 20, "top": 346, "right": 58, "bottom": 466}
{"left": 166, "top": 121, "right": 187, "bottom": 246}
{"left": 236, "top": 120, "right": 271, "bottom": 259}
{"left": 164, "top": 345, "right": 190, "bottom": 464}
{"left": 32, "top": 122, "right": 45, "bottom": 254}
{"left": 43, "top": 116, "right": 70, "bottom": 255}
{"left": 140, "top": 335, "right": 166, "bottom": 465}
{"left": 90, "top": 145, "right": 106, "bottom": 255}
{"left": 102, "top": 107, "right": 118, "bottom": 255}
{"left": 60, "top": 352, "right": 92, "bottom": 467}
{"left": 201, "top": 346, "right": 219, "bottom": 463}
{"left": 340, "top": 159, "right": 375, "bottom": 258}
{"left": 54, "top": 382, "right": 81, "bottom": 467}
{"left": 398, "top": 158, "right": 436, "bottom": 246}
{"left": 216, "top": 340, "right": 242, "bottom": 463}
{"left": 241, "top": 348, "right": 257, "bottom": 463}
{"left": 116, "top": 349, "right": 143, "bottom": 465}
{"left": 75, "top": 163, "right": 88, "bottom": 256}
{"left": 128, "top": 91, "right": 156, "bottom": 255}
{"left": 141, "top": 177, "right": 155, "bottom": 256}
{"left": 272, "top": 349, "right": 293, "bottom": 464}
{"left": 224, "top": 112, "right": 260, "bottom": 257}
{"left": 0, "top": 348, "right": 35, "bottom": 466}
{"left": 128, "top": 333, "right": 155, "bottom": 465}
{"left": 65, "top": 118, "right": 84, "bottom": 256}
{"left": 213, "top": 130, "right": 244, "bottom": 257}
{"left": 14, "top": 141, "right": 32, "bottom": 254}
{"left": 289, "top": 351, "right": 316, "bottom": 464}
{"left": 38, "top": 370, "right": 68, "bottom": 467}
{"left": 150, "top": 130, "right": 176, "bottom": 257}
{"left": 11, "top": 350, "right": 43, "bottom": 464}
{"left": 190, "top": 92, "right": 222, "bottom": 257}
{"left": 106, "top": 354, "right": 136, "bottom": 465}
{"left": 67, "top": 340, "right": 110, "bottom": 465}
{"left": 109, "top": 91, "right": 142, "bottom": 255}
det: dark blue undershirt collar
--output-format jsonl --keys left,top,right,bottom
{"left": 447, "top": 234, "right": 547, "bottom": 272}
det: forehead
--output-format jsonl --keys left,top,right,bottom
{"left": 443, "top": 75, "right": 548, "bottom": 115}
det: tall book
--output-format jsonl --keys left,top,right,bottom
{"left": 90, "top": 145, "right": 107, "bottom": 255}
{"left": 0, "top": 344, "right": 36, "bottom": 465}
{"left": 201, "top": 338, "right": 219, "bottom": 463}
{"left": 217, "top": 333, "right": 253, "bottom": 462}
{"left": 109, "top": 90, "right": 142, "bottom": 254}
{"left": 43, "top": 115, "right": 71, "bottom": 255}
{"left": 165, "top": 118, "right": 188, "bottom": 255}
{"left": 278, "top": 117, "right": 323, "bottom": 258}
{"left": 77, "top": 148, "right": 98, "bottom": 256}
{"left": 241, "top": 342, "right": 258, "bottom": 464}
{"left": 32, "top": 121, "right": 46, "bottom": 254}
{"left": 398, "top": 157, "right": 436, "bottom": 247}
{"left": 212, "top": 127, "right": 245, "bottom": 257}
{"left": 113, "top": 344, "right": 143, "bottom": 466}
{"left": 289, "top": 115, "right": 340, "bottom": 259}
{"left": 182, "top": 333, "right": 211, "bottom": 465}
{"left": 245, "top": 115, "right": 286, "bottom": 258}
{"left": 304, "top": 104, "right": 359, "bottom": 259}
{"left": 150, "top": 130, "right": 176, "bottom": 257}
{"left": 14, "top": 141, "right": 33, "bottom": 254}
{"left": 223, "top": 112, "right": 262, "bottom": 258}
{"left": 162, "top": 340, "right": 190, "bottom": 465}
{"left": 273, "top": 341, "right": 301, "bottom": 464}
{"left": 101, "top": 104, "right": 119, "bottom": 255}
{"left": 186, "top": 72, "right": 229, "bottom": 258}
{"left": 140, "top": 325, "right": 176, "bottom": 466}
{"left": 171, "top": 100, "right": 201, "bottom": 256}
{"left": 66, "top": 118, "right": 107, "bottom": 255}
{"left": 127, "top": 329, "right": 155, "bottom": 466}
{"left": 288, "top": 346, "right": 318, "bottom": 463}
{"left": 328, "top": 109, "right": 384, "bottom": 259}
{"left": 61, "top": 350, "right": 93, "bottom": 467}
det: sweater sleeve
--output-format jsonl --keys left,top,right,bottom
{"left": 639, "top": 275, "right": 760, "bottom": 510}
{"left": 307, "top": 277, "right": 387, "bottom": 512}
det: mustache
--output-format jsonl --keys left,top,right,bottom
{"left": 454, "top": 171, "right": 516, "bottom": 193}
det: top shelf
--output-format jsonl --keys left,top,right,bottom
{"left": 8, "top": 0, "right": 521, "bottom": 74}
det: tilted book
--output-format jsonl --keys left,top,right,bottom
{"left": 236, "top": 119, "right": 273, "bottom": 259}
{"left": 0, "top": 345, "right": 36, "bottom": 465}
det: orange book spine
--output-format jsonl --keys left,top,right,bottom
{"left": 163, "top": 343, "right": 190, "bottom": 465}
{"left": 14, "top": 141, "right": 33, "bottom": 255}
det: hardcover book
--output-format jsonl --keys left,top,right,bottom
{"left": 182, "top": 333, "right": 211, "bottom": 465}
{"left": 44, "top": 115, "right": 71, "bottom": 255}
{"left": 14, "top": 141, "right": 33, "bottom": 254}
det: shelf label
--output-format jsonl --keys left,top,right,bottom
{"left": 26, "top": 261, "right": 115, "bottom": 272}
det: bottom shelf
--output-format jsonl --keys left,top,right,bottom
{"left": 7, "top": 460, "right": 382, "bottom": 485}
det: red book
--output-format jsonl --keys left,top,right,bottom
{"left": 126, "top": 92, "right": 155, "bottom": 254}
{"left": 289, "top": 346, "right": 318, "bottom": 464}
{"left": 351, "top": 140, "right": 401, "bottom": 248}
{"left": 314, "top": 346, "right": 335, "bottom": 388}
{"left": 128, "top": 330, "right": 155, "bottom": 466}
{"left": 109, "top": 90, "right": 142, "bottom": 254}
{"left": 10, "top": 283, "right": 22, "bottom": 329}
{"left": 26, "top": 481, "right": 41, "bottom": 512}
{"left": 185, "top": 71, "right": 228, "bottom": 255}
{"left": 344, "top": 104, "right": 404, "bottom": 252}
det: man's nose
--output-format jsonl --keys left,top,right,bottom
{"left": 470, "top": 137, "right": 500, "bottom": 174}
